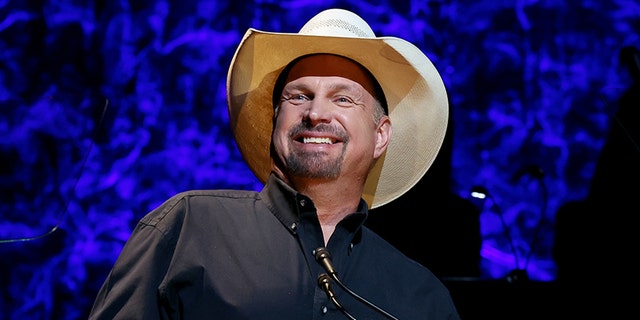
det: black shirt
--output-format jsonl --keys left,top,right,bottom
{"left": 89, "top": 174, "right": 461, "bottom": 319}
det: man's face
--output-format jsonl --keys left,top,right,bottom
{"left": 271, "top": 75, "right": 390, "bottom": 180}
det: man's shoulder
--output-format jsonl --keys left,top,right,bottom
{"left": 163, "top": 188, "right": 263, "bottom": 212}
{"left": 172, "top": 189, "right": 260, "bottom": 201}
{"left": 139, "top": 189, "right": 262, "bottom": 226}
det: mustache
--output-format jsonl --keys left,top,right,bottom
{"left": 288, "top": 123, "right": 349, "bottom": 141}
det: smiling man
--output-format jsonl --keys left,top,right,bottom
{"left": 270, "top": 54, "right": 392, "bottom": 242}
{"left": 89, "top": 8, "right": 459, "bottom": 320}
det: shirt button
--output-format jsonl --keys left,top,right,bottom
{"left": 321, "top": 305, "right": 328, "bottom": 314}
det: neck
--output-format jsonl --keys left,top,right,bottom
{"left": 276, "top": 172, "right": 363, "bottom": 244}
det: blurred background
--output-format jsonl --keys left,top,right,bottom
{"left": 1, "top": 0, "right": 638, "bottom": 319}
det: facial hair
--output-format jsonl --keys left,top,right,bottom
{"left": 285, "top": 123, "right": 349, "bottom": 179}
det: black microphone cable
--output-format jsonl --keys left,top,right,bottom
{"left": 0, "top": 97, "right": 110, "bottom": 244}
{"left": 314, "top": 247, "right": 400, "bottom": 320}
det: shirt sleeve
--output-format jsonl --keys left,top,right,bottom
{"left": 88, "top": 196, "right": 184, "bottom": 319}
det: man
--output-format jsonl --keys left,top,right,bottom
{"left": 89, "top": 8, "right": 459, "bottom": 320}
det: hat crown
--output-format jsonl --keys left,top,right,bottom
{"left": 299, "top": 8, "right": 376, "bottom": 38}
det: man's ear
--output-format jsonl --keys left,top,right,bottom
{"left": 374, "top": 116, "right": 391, "bottom": 159}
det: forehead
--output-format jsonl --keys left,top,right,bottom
{"left": 283, "top": 76, "right": 367, "bottom": 94}
{"left": 283, "top": 54, "right": 380, "bottom": 99}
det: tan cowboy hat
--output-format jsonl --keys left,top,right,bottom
{"left": 227, "top": 8, "right": 448, "bottom": 209}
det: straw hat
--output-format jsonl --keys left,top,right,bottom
{"left": 227, "top": 8, "right": 448, "bottom": 209}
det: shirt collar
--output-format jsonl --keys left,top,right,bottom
{"left": 260, "top": 173, "right": 369, "bottom": 239}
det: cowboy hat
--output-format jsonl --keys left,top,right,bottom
{"left": 227, "top": 8, "right": 448, "bottom": 209}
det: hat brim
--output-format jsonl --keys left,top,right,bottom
{"left": 227, "top": 28, "right": 448, "bottom": 209}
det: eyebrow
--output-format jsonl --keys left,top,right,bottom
{"left": 283, "top": 80, "right": 364, "bottom": 96}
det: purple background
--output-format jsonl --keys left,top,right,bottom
{"left": 1, "top": 0, "right": 638, "bottom": 318}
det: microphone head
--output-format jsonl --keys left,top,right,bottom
{"left": 317, "top": 273, "right": 331, "bottom": 286}
{"left": 314, "top": 247, "right": 331, "bottom": 262}
{"left": 314, "top": 247, "right": 338, "bottom": 276}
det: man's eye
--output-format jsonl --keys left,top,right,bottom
{"left": 334, "top": 96, "right": 356, "bottom": 107}
{"left": 281, "top": 94, "right": 309, "bottom": 105}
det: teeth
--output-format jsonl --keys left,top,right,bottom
{"left": 303, "top": 137, "right": 333, "bottom": 144}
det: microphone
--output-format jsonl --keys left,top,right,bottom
{"left": 318, "top": 273, "right": 356, "bottom": 320}
{"left": 315, "top": 247, "right": 337, "bottom": 276}
{"left": 314, "top": 247, "right": 400, "bottom": 320}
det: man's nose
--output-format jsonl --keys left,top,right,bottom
{"left": 305, "top": 99, "right": 332, "bottom": 124}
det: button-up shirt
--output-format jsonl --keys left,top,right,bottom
{"left": 89, "top": 174, "right": 460, "bottom": 319}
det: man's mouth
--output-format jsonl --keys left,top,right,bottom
{"left": 302, "top": 137, "right": 334, "bottom": 144}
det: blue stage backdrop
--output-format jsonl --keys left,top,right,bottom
{"left": 1, "top": 0, "right": 638, "bottom": 318}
